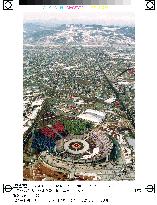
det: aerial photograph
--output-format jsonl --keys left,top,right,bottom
{"left": 23, "top": 11, "right": 135, "bottom": 181}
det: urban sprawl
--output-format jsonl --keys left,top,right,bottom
{"left": 23, "top": 23, "right": 135, "bottom": 181}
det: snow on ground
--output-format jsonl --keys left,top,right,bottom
{"left": 104, "top": 97, "right": 116, "bottom": 104}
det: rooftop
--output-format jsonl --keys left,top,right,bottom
{"left": 78, "top": 109, "right": 106, "bottom": 124}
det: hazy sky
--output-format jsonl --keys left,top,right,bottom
{"left": 24, "top": 10, "right": 134, "bottom": 26}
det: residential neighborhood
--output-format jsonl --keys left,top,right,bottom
{"left": 23, "top": 23, "right": 135, "bottom": 181}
